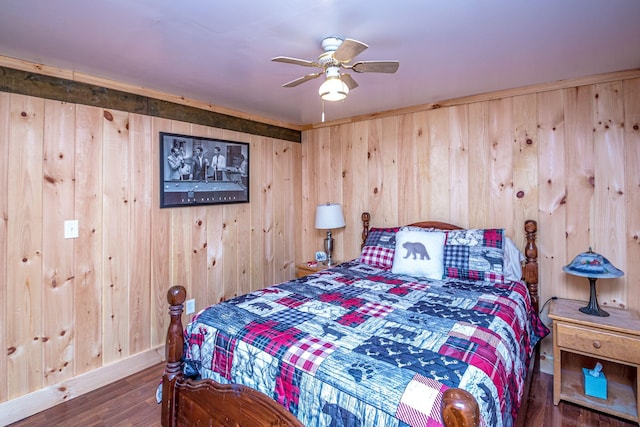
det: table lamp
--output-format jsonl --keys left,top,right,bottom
{"left": 563, "top": 247, "right": 624, "bottom": 317}
{"left": 315, "top": 203, "right": 345, "bottom": 266}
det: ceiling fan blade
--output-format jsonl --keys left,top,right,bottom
{"left": 272, "top": 56, "right": 320, "bottom": 68}
{"left": 282, "top": 73, "right": 322, "bottom": 87}
{"left": 341, "top": 73, "right": 359, "bottom": 90}
{"left": 333, "top": 38, "right": 368, "bottom": 63}
{"left": 352, "top": 60, "right": 400, "bottom": 74}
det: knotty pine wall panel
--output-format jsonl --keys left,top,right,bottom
{"left": 300, "top": 132, "right": 316, "bottom": 262}
{"left": 593, "top": 82, "right": 627, "bottom": 308}
{"left": 0, "top": 94, "right": 301, "bottom": 405}
{"left": 272, "top": 141, "right": 287, "bottom": 284}
{"left": 512, "top": 94, "right": 538, "bottom": 248}
{"left": 345, "top": 122, "right": 368, "bottom": 260}
{"left": 284, "top": 141, "right": 298, "bottom": 281}
{"left": 7, "top": 94, "right": 45, "bottom": 398}
{"left": 0, "top": 93, "right": 9, "bottom": 403}
{"left": 74, "top": 104, "right": 104, "bottom": 374}
{"left": 448, "top": 105, "right": 470, "bottom": 227}
{"left": 413, "top": 111, "right": 431, "bottom": 219}
{"left": 467, "top": 101, "right": 491, "bottom": 227}
{"left": 261, "top": 137, "right": 275, "bottom": 288}
{"left": 42, "top": 100, "right": 75, "bottom": 386}
{"left": 149, "top": 117, "right": 171, "bottom": 349}
{"left": 426, "top": 109, "right": 450, "bottom": 220}
{"left": 300, "top": 77, "right": 640, "bottom": 339}
{"left": 488, "top": 98, "right": 514, "bottom": 228}
{"left": 367, "top": 118, "right": 384, "bottom": 222}
{"left": 537, "top": 90, "right": 568, "bottom": 310}
{"left": 397, "top": 113, "right": 419, "bottom": 225}
{"left": 380, "top": 116, "right": 399, "bottom": 226}
{"left": 624, "top": 79, "right": 640, "bottom": 312}
{"left": 128, "top": 113, "right": 153, "bottom": 356}
{"left": 564, "top": 86, "right": 595, "bottom": 300}
{"left": 102, "top": 108, "right": 131, "bottom": 365}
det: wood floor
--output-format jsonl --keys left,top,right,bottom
{"left": 7, "top": 364, "right": 637, "bottom": 427}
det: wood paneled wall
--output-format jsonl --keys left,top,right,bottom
{"left": 0, "top": 92, "right": 300, "bottom": 405}
{"left": 300, "top": 77, "right": 640, "bottom": 365}
{"left": 1, "top": 62, "right": 639, "bottom": 414}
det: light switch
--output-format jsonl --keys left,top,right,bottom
{"left": 64, "top": 220, "right": 79, "bottom": 239}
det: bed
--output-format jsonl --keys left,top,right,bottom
{"left": 161, "top": 215, "right": 548, "bottom": 427}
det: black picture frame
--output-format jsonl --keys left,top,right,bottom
{"left": 160, "top": 132, "right": 249, "bottom": 208}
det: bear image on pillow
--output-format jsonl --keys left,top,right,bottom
{"left": 391, "top": 230, "right": 446, "bottom": 279}
{"left": 401, "top": 241, "right": 431, "bottom": 260}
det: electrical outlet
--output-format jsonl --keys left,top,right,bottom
{"left": 64, "top": 220, "right": 79, "bottom": 239}
{"left": 186, "top": 299, "right": 196, "bottom": 315}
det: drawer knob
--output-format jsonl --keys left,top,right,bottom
{"left": 593, "top": 340, "right": 601, "bottom": 349}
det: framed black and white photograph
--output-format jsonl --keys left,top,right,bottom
{"left": 160, "top": 132, "right": 249, "bottom": 208}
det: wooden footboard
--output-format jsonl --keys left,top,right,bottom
{"left": 162, "top": 217, "right": 540, "bottom": 427}
{"left": 162, "top": 286, "right": 304, "bottom": 427}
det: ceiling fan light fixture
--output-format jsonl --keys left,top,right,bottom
{"left": 319, "top": 76, "right": 349, "bottom": 101}
{"left": 274, "top": 37, "right": 398, "bottom": 103}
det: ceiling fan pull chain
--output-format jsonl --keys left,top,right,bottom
{"left": 321, "top": 100, "right": 325, "bottom": 123}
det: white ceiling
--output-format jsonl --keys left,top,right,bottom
{"left": 1, "top": 0, "right": 639, "bottom": 127}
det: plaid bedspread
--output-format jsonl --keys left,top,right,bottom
{"left": 182, "top": 260, "right": 549, "bottom": 427}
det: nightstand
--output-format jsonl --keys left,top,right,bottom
{"left": 295, "top": 262, "right": 333, "bottom": 278}
{"left": 549, "top": 298, "right": 640, "bottom": 423}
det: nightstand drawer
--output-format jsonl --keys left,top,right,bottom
{"left": 556, "top": 323, "right": 640, "bottom": 364}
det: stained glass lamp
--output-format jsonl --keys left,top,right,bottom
{"left": 563, "top": 247, "right": 624, "bottom": 317}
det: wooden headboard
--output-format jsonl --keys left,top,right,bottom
{"left": 359, "top": 213, "right": 539, "bottom": 313}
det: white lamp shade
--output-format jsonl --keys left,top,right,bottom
{"left": 319, "top": 77, "right": 349, "bottom": 101}
{"left": 315, "top": 203, "right": 345, "bottom": 230}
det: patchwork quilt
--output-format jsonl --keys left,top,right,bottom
{"left": 182, "top": 260, "right": 549, "bottom": 427}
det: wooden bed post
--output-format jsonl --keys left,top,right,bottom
{"left": 162, "top": 286, "right": 186, "bottom": 427}
{"left": 523, "top": 220, "right": 539, "bottom": 313}
{"left": 442, "top": 389, "right": 480, "bottom": 427}
{"left": 361, "top": 212, "right": 370, "bottom": 249}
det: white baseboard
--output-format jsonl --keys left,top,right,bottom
{"left": 0, "top": 346, "right": 164, "bottom": 426}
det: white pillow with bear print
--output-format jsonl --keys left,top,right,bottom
{"left": 391, "top": 229, "right": 446, "bottom": 279}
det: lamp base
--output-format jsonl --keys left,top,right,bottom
{"left": 579, "top": 277, "right": 609, "bottom": 317}
{"left": 324, "top": 230, "right": 334, "bottom": 267}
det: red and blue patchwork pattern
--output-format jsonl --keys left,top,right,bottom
{"left": 358, "top": 245, "right": 395, "bottom": 270}
{"left": 211, "top": 331, "right": 236, "bottom": 380}
{"left": 274, "top": 361, "right": 302, "bottom": 412}
{"left": 358, "top": 227, "right": 400, "bottom": 269}
{"left": 182, "top": 260, "right": 549, "bottom": 427}
{"left": 362, "top": 227, "right": 400, "bottom": 248}
{"left": 282, "top": 335, "right": 336, "bottom": 374}
{"left": 444, "top": 228, "right": 506, "bottom": 283}
{"left": 396, "top": 374, "right": 448, "bottom": 427}
{"left": 238, "top": 319, "right": 307, "bottom": 359}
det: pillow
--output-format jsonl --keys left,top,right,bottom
{"left": 400, "top": 226, "right": 437, "bottom": 232}
{"left": 503, "top": 237, "right": 525, "bottom": 282}
{"left": 358, "top": 227, "right": 399, "bottom": 270}
{"left": 391, "top": 229, "right": 446, "bottom": 279}
{"left": 443, "top": 228, "right": 506, "bottom": 282}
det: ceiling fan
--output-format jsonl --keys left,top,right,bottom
{"left": 272, "top": 36, "right": 400, "bottom": 101}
